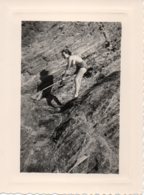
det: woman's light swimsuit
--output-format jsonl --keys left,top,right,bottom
{"left": 75, "top": 60, "right": 88, "bottom": 70}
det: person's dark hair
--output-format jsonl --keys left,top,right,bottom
{"left": 61, "top": 49, "right": 72, "bottom": 57}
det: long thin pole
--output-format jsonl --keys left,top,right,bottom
{"left": 40, "top": 75, "right": 71, "bottom": 92}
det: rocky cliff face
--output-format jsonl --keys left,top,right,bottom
{"left": 21, "top": 21, "right": 121, "bottom": 173}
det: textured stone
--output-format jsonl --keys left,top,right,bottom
{"left": 21, "top": 21, "right": 121, "bottom": 173}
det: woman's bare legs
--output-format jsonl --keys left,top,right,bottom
{"left": 74, "top": 68, "right": 87, "bottom": 98}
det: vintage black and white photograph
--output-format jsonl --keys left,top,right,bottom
{"left": 21, "top": 21, "right": 121, "bottom": 173}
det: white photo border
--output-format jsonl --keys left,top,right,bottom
{"left": 0, "top": 0, "right": 143, "bottom": 194}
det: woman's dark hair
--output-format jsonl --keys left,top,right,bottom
{"left": 61, "top": 49, "right": 72, "bottom": 56}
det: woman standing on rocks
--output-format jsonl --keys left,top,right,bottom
{"left": 61, "top": 49, "right": 88, "bottom": 98}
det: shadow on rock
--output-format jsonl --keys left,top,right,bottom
{"left": 37, "top": 69, "right": 62, "bottom": 108}
{"left": 60, "top": 98, "right": 79, "bottom": 112}
{"left": 80, "top": 71, "right": 120, "bottom": 103}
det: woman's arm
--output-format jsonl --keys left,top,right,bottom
{"left": 63, "top": 58, "right": 73, "bottom": 78}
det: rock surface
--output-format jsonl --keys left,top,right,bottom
{"left": 21, "top": 21, "right": 121, "bottom": 173}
